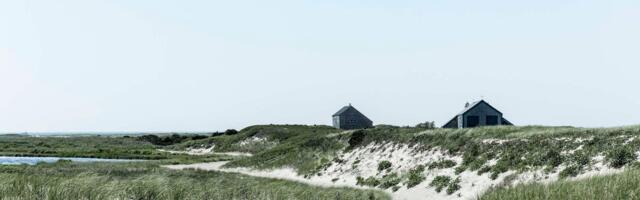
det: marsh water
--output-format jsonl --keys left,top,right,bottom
{"left": 0, "top": 156, "right": 138, "bottom": 165}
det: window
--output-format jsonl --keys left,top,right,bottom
{"left": 466, "top": 116, "right": 479, "bottom": 127}
{"left": 486, "top": 116, "right": 499, "bottom": 126}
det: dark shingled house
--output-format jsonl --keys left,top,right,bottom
{"left": 443, "top": 100, "right": 513, "bottom": 129}
{"left": 332, "top": 104, "right": 373, "bottom": 130}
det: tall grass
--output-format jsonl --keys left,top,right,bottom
{"left": 0, "top": 161, "right": 390, "bottom": 200}
{"left": 480, "top": 167, "right": 640, "bottom": 200}
{"left": 224, "top": 127, "right": 347, "bottom": 174}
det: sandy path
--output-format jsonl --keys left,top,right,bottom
{"left": 158, "top": 147, "right": 252, "bottom": 157}
{"left": 163, "top": 162, "right": 454, "bottom": 200}
{"left": 164, "top": 161, "right": 365, "bottom": 189}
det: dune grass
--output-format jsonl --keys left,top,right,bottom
{"left": 0, "top": 161, "right": 390, "bottom": 200}
{"left": 223, "top": 126, "right": 347, "bottom": 174}
{"left": 174, "top": 125, "right": 640, "bottom": 179}
{"left": 349, "top": 125, "right": 640, "bottom": 179}
{"left": 172, "top": 125, "right": 339, "bottom": 154}
{"left": 480, "top": 167, "right": 640, "bottom": 200}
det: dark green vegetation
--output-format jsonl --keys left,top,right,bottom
{"left": 377, "top": 160, "right": 392, "bottom": 171}
{"left": 427, "top": 159, "right": 457, "bottom": 170}
{"left": 481, "top": 167, "right": 640, "bottom": 200}
{"left": 404, "top": 165, "right": 426, "bottom": 188}
{"left": 0, "top": 161, "right": 389, "bottom": 200}
{"left": 428, "top": 176, "right": 461, "bottom": 195}
{"left": 429, "top": 176, "right": 451, "bottom": 193}
{"left": 137, "top": 134, "right": 210, "bottom": 146}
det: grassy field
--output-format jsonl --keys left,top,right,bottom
{"left": 0, "top": 135, "right": 163, "bottom": 159}
{"left": 0, "top": 134, "right": 228, "bottom": 163}
{"left": 480, "top": 166, "right": 640, "bottom": 200}
{"left": 0, "top": 161, "right": 389, "bottom": 200}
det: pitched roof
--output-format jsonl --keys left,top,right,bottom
{"left": 332, "top": 105, "right": 372, "bottom": 122}
{"left": 441, "top": 100, "right": 511, "bottom": 128}
{"left": 457, "top": 100, "right": 503, "bottom": 116}
{"left": 333, "top": 105, "right": 353, "bottom": 116}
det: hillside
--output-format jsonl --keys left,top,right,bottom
{"left": 171, "top": 124, "right": 640, "bottom": 200}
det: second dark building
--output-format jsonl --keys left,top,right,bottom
{"left": 442, "top": 100, "right": 513, "bottom": 128}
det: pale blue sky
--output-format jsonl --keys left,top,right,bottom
{"left": 1, "top": 0, "right": 639, "bottom": 132}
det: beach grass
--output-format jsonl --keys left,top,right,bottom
{"left": 0, "top": 161, "right": 390, "bottom": 200}
{"left": 480, "top": 166, "right": 640, "bottom": 200}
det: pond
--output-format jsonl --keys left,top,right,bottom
{"left": 0, "top": 156, "right": 139, "bottom": 165}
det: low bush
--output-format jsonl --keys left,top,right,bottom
{"left": 356, "top": 176, "right": 381, "bottom": 187}
{"left": 606, "top": 147, "right": 636, "bottom": 168}
{"left": 405, "top": 165, "right": 426, "bottom": 188}
{"left": 428, "top": 159, "right": 457, "bottom": 169}
{"left": 379, "top": 173, "right": 402, "bottom": 189}
{"left": 559, "top": 165, "right": 581, "bottom": 179}
{"left": 430, "top": 176, "right": 451, "bottom": 193}
{"left": 224, "top": 129, "right": 239, "bottom": 135}
{"left": 348, "top": 130, "right": 366, "bottom": 150}
{"left": 378, "top": 160, "right": 392, "bottom": 171}
{"left": 446, "top": 177, "right": 461, "bottom": 195}
{"left": 477, "top": 165, "right": 491, "bottom": 175}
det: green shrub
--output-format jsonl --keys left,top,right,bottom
{"left": 454, "top": 166, "right": 466, "bottom": 175}
{"left": 606, "top": 147, "right": 636, "bottom": 168}
{"left": 348, "top": 130, "right": 366, "bottom": 149}
{"left": 378, "top": 160, "right": 392, "bottom": 171}
{"left": 224, "top": 129, "right": 239, "bottom": 135}
{"left": 429, "top": 176, "right": 451, "bottom": 193}
{"left": 405, "top": 165, "right": 426, "bottom": 188}
{"left": 356, "top": 176, "right": 381, "bottom": 187}
{"left": 428, "top": 159, "right": 457, "bottom": 169}
{"left": 379, "top": 173, "right": 401, "bottom": 189}
{"left": 544, "top": 149, "right": 564, "bottom": 168}
{"left": 477, "top": 166, "right": 491, "bottom": 175}
{"left": 559, "top": 165, "right": 581, "bottom": 179}
{"left": 569, "top": 151, "right": 591, "bottom": 166}
{"left": 446, "top": 177, "right": 461, "bottom": 195}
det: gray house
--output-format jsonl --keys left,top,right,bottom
{"left": 442, "top": 100, "right": 513, "bottom": 128}
{"left": 332, "top": 104, "right": 373, "bottom": 130}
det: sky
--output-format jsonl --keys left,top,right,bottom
{"left": 1, "top": 0, "right": 639, "bottom": 132}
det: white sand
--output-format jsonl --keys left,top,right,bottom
{"left": 164, "top": 161, "right": 366, "bottom": 189}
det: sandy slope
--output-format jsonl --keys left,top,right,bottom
{"left": 164, "top": 142, "right": 625, "bottom": 200}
